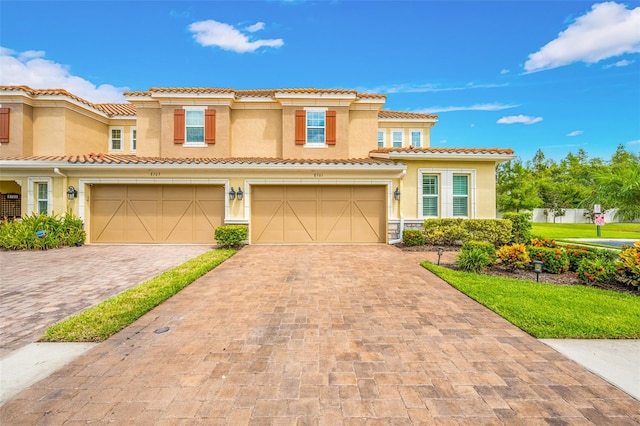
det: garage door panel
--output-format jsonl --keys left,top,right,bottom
{"left": 91, "top": 185, "right": 224, "bottom": 243}
{"left": 251, "top": 186, "right": 386, "bottom": 243}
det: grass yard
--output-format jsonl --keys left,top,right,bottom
{"left": 41, "top": 249, "right": 236, "bottom": 342}
{"left": 532, "top": 222, "right": 640, "bottom": 239}
{"left": 422, "top": 261, "right": 640, "bottom": 339}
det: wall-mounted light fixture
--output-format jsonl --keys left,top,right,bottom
{"left": 67, "top": 186, "right": 78, "bottom": 200}
{"left": 229, "top": 187, "right": 236, "bottom": 200}
{"left": 394, "top": 187, "right": 401, "bottom": 201}
{"left": 533, "top": 260, "right": 543, "bottom": 282}
{"left": 237, "top": 187, "right": 244, "bottom": 201}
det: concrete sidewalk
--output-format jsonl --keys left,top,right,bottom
{"left": 2, "top": 245, "right": 638, "bottom": 423}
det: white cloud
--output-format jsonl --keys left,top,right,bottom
{"left": 189, "top": 19, "right": 283, "bottom": 53}
{"left": 0, "top": 47, "right": 128, "bottom": 103}
{"left": 439, "top": 139, "right": 448, "bottom": 144}
{"left": 524, "top": 2, "right": 640, "bottom": 73}
{"left": 246, "top": 22, "right": 265, "bottom": 32}
{"left": 628, "top": 139, "right": 640, "bottom": 145}
{"left": 367, "top": 82, "right": 508, "bottom": 94}
{"left": 418, "top": 103, "right": 519, "bottom": 113}
{"left": 603, "top": 58, "right": 635, "bottom": 68}
{"left": 567, "top": 130, "right": 584, "bottom": 137}
{"left": 497, "top": 115, "right": 543, "bottom": 125}
{"left": 500, "top": 69, "right": 510, "bottom": 74}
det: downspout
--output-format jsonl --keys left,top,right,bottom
{"left": 53, "top": 167, "right": 68, "bottom": 212}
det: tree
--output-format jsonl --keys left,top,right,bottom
{"left": 496, "top": 159, "right": 542, "bottom": 212}
{"left": 588, "top": 150, "right": 640, "bottom": 221}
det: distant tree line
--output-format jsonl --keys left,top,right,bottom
{"left": 497, "top": 144, "right": 640, "bottom": 221}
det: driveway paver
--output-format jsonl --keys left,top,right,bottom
{"left": 1, "top": 245, "right": 639, "bottom": 424}
{"left": 0, "top": 245, "right": 212, "bottom": 356}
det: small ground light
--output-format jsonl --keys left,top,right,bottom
{"left": 437, "top": 246, "right": 444, "bottom": 265}
{"left": 533, "top": 260, "right": 543, "bottom": 282}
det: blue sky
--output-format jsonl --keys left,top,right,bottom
{"left": 1, "top": 0, "right": 638, "bottom": 162}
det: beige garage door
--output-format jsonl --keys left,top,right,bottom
{"left": 251, "top": 186, "right": 386, "bottom": 243}
{"left": 91, "top": 185, "right": 225, "bottom": 243}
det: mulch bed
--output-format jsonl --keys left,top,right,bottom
{"left": 396, "top": 243, "right": 639, "bottom": 296}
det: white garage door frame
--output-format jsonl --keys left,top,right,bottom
{"left": 243, "top": 179, "right": 395, "bottom": 243}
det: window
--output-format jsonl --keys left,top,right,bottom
{"left": 377, "top": 130, "right": 385, "bottom": 148}
{"left": 306, "top": 110, "right": 326, "bottom": 144}
{"left": 37, "top": 183, "right": 48, "bottom": 214}
{"left": 185, "top": 108, "right": 205, "bottom": 144}
{"left": 453, "top": 175, "right": 469, "bottom": 217}
{"left": 109, "top": 127, "right": 123, "bottom": 151}
{"left": 410, "top": 130, "right": 422, "bottom": 148}
{"left": 130, "top": 127, "right": 137, "bottom": 152}
{"left": 0, "top": 107, "right": 9, "bottom": 143}
{"left": 392, "top": 130, "right": 403, "bottom": 148}
{"left": 422, "top": 175, "right": 439, "bottom": 217}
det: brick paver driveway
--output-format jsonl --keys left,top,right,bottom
{"left": 2, "top": 245, "right": 639, "bottom": 423}
{"left": 0, "top": 245, "right": 212, "bottom": 356}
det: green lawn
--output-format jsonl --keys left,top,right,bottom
{"left": 532, "top": 222, "right": 640, "bottom": 239}
{"left": 422, "top": 261, "right": 640, "bottom": 338}
{"left": 41, "top": 249, "right": 236, "bottom": 342}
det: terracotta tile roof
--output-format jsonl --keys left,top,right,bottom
{"left": 378, "top": 110, "right": 438, "bottom": 120}
{"left": 370, "top": 147, "right": 515, "bottom": 155}
{"left": 0, "top": 153, "right": 399, "bottom": 167}
{"left": 94, "top": 103, "right": 136, "bottom": 116}
{"left": 148, "top": 87, "right": 236, "bottom": 94}
{"left": 124, "top": 88, "right": 387, "bottom": 100}
{"left": 1, "top": 85, "right": 134, "bottom": 117}
{"left": 122, "top": 91, "right": 151, "bottom": 97}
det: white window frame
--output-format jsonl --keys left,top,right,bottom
{"left": 391, "top": 129, "right": 403, "bottom": 148}
{"left": 304, "top": 107, "right": 328, "bottom": 147}
{"left": 183, "top": 106, "right": 206, "bottom": 147}
{"left": 377, "top": 129, "right": 386, "bottom": 148}
{"left": 27, "top": 177, "right": 52, "bottom": 215}
{"left": 418, "top": 169, "right": 476, "bottom": 219}
{"left": 410, "top": 129, "right": 423, "bottom": 148}
{"left": 421, "top": 174, "right": 439, "bottom": 218}
{"left": 130, "top": 127, "right": 137, "bottom": 152}
{"left": 452, "top": 174, "right": 470, "bottom": 218}
{"left": 109, "top": 127, "right": 124, "bottom": 152}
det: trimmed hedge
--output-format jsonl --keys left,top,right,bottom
{"left": 402, "top": 229, "right": 424, "bottom": 246}
{"left": 423, "top": 218, "right": 511, "bottom": 247}
{"left": 502, "top": 212, "right": 532, "bottom": 244}
{"left": 214, "top": 225, "right": 248, "bottom": 248}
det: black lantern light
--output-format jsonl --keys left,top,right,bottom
{"left": 437, "top": 246, "right": 445, "bottom": 265}
{"left": 67, "top": 186, "right": 78, "bottom": 200}
{"left": 228, "top": 187, "right": 236, "bottom": 200}
{"left": 533, "top": 260, "right": 543, "bottom": 282}
{"left": 394, "top": 187, "right": 401, "bottom": 201}
{"left": 237, "top": 187, "right": 244, "bottom": 201}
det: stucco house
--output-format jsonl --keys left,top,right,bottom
{"left": 0, "top": 85, "right": 515, "bottom": 244}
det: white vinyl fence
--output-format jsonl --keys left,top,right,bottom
{"left": 531, "top": 208, "right": 622, "bottom": 224}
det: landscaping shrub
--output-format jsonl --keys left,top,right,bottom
{"left": 564, "top": 245, "right": 597, "bottom": 272}
{"left": 529, "top": 238, "right": 557, "bottom": 248}
{"left": 527, "top": 246, "right": 570, "bottom": 274}
{"left": 461, "top": 240, "right": 496, "bottom": 264}
{"left": 496, "top": 243, "right": 531, "bottom": 271}
{"left": 0, "top": 213, "right": 86, "bottom": 250}
{"left": 423, "top": 218, "right": 510, "bottom": 246}
{"left": 456, "top": 248, "right": 492, "bottom": 272}
{"left": 577, "top": 257, "right": 617, "bottom": 285}
{"left": 402, "top": 229, "right": 424, "bottom": 246}
{"left": 615, "top": 242, "right": 640, "bottom": 289}
{"left": 423, "top": 219, "right": 470, "bottom": 246}
{"left": 502, "top": 212, "right": 532, "bottom": 244}
{"left": 214, "top": 225, "right": 248, "bottom": 248}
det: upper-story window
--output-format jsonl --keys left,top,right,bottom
{"left": 410, "top": 130, "right": 422, "bottom": 148}
{"left": 392, "top": 130, "right": 403, "bottom": 148}
{"left": 0, "top": 108, "right": 9, "bottom": 143}
{"left": 130, "top": 127, "right": 137, "bottom": 152}
{"left": 295, "top": 109, "right": 336, "bottom": 146}
{"left": 377, "top": 130, "right": 385, "bottom": 148}
{"left": 174, "top": 107, "right": 216, "bottom": 146}
{"left": 109, "top": 127, "right": 123, "bottom": 151}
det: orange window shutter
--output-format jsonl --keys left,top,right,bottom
{"left": 295, "top": 110, "right": 306, "bottom": 145}
{"left": 326, "top": 110, "right": 336, "bottom": 145}
{"left": 0, "top": 108, "right": 9, "bottom": 143}
{"left": 205, "top": 109, "right": 216, "bottom": 144}
{"left": 174, "top": 109, "right": 185, "bottom": 144}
